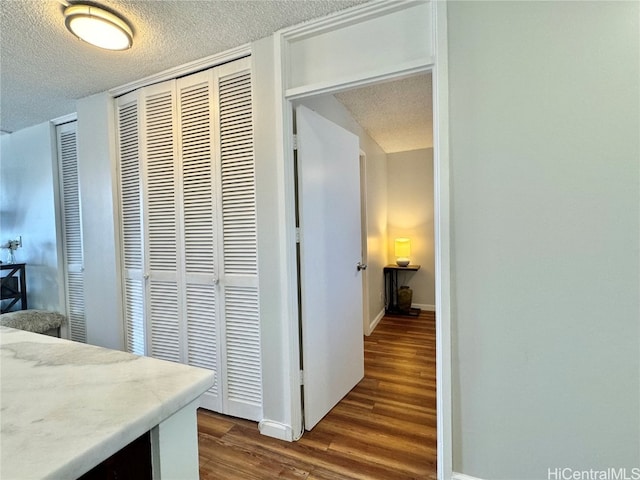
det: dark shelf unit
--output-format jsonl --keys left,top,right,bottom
{"left": 1, "top": 263, "right": 27, "bottom": 313}
{"left": 383, "top": 264, "right": 421, "bottom": 316}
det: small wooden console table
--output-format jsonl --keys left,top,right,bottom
{"left": 383, "top": 264, "right": 421, "bottom": 316}
{"left": 1, "top": 263, "right": 27, "bottom": 313}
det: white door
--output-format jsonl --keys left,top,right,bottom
{"left": 296, "top": 105, "right": 364, "bottom": 430}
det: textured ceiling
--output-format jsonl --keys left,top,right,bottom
{"left": 0, "top": 0, "right": 431, "bottom": 153}
{"left": 335, "top": 73, "right": 432, "bottom": 153}
{"left": 0, "top": 0, "right": 368, "bottom": 133}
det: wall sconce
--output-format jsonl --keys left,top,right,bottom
{"left": 394, "top": 237, "right": 411, "bottom": 267}
{"left": 64, "top": 4, "right": 133, "bottom": 51}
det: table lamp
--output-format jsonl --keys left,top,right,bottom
{"left": 394, "top": 238, "right": 411, "bottom": 267}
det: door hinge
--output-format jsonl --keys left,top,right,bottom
{"left": 300, "top": 369, "right": 304, "bottom": 385}
{"left": 292, "top": 134, "right": 298, "bottom": 151}
{"left": 295, "top": 227, "right": 301, "bottom": 244}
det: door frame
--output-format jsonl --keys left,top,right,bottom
{"left": 275, "top": 2, "right": 452, "bottom": 477}
{"left": 359, "top": 150, "right": 371, "bottom": 336}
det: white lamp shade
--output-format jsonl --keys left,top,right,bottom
{"left": 394, "top": 238, "right": 411, "bottom": 266}
{"left": 64, "top": 5, "right": 133, "bottom": 51}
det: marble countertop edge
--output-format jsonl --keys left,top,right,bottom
{"left": 46, "top": 373, "right": 214, "bottom": 480}
{"left": 1, "top": 327, "right": 215, "bottom": 480}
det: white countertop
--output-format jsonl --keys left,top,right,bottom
{"left": 0, "top": 326, "right": 215, "bottom": 480}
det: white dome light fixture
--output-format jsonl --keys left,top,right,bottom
{"left": 64, "top": 4, "right": 133, "bottom": 51}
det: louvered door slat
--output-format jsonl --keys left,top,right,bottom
{"left": 225, "top": 286, "right": 262, "bottom": 407}
{"left": 186, "top": 285, "right": 216, "bottom": 368}
{"left": 186, "top": 283, "right": 219, "bottom": 406}
{"left": 145, "top": 91, "right": 178, "bottom": 272}
{"left": 56, "top": 122, "right": 86, "bottom": 343}
{"left": 179, "top": 76, "right": 216, "bottom": 276}
{"left": 124, "top": 278, "right": 145, "bottom": 354}
{"left": 149, "top": 281, "right": 180, "bottom": 362}
{"left": 66, "top": 271, "right": 86, "bottom": 341}
{"left": 60, "top": 135, "right": 82, "bottom": 264}
{"left": 219, "top": 69, "right": 258, "bottom": 277}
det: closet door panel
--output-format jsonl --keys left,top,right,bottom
{"left": 141, "top": 81, "right": 182, "bottom": 361}
{"left": 177, "top": 70, "right": 222, "bottom": 410}
{"left": 215, "top": 58, "right": 262, "bottom": 421}
{"left": 116, "top": 58, "right": 262, "bottom": 421}
{"left": 116, "top": 93, "right": 146, "bottom": 355}
{"left": 56, "top": 122, "right": 86, "bottom": 343}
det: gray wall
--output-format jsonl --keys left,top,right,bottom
{"left": 448, "top": 1, "right": 639, "bottom": 478}
{"left": 387, "top": 148, "right": 435, "bottom": 308}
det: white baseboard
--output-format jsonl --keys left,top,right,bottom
{"left": 258, "top": 419, "right": 293, "bottom": 441}
{"left": 452, "top": 473, "right": 485, "bottom": 480}
{"left": 367, "top": 308, "right": 386, "bottom": 335}
{"left": 413, "top": 303, "right": 436, "bottom": 312}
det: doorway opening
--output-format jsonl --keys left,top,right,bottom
{"left": 293, "top": 71, "right": 435, "bottom": 440}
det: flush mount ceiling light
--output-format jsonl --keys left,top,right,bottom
{"left": 64, "top": 4, "right": 133, "bottom": 51}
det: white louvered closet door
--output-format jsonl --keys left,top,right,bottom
{"left": 214, "top": 58, "right": 262, "bottom": 421}
{"left": 56, "top": 122, "right": 86, "bottom": 342}
{"left": 116, "top": 57, "right": 261, "bottom": 422}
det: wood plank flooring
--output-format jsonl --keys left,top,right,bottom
{"left": 198, "top": 311, "right": 437, "bottom": 479}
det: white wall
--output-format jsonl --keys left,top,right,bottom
{"left": 448, "top": 1, "right": 640, "bottom": 478}
{"left": 252, "top": 36, "right": 295, "bottom": 437}
{"left": 0, "top": 123, "right": 62, "bottom": 311}
{"left": 286, "top": 1, "right": 433, "bottom": 93}
{"left": 76, "top": 93, "right": 123, "bottom": 350}
{"left": 296, "top": 94, "right": 389, "bottom": 327}
{"left": 387, "top": 148, "right": 435, "bottom": 308}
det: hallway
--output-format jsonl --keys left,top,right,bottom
{"left": 198, "top": 311, "right": 437, "bottom": 479}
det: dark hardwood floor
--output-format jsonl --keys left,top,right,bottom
{"left": 198, "top": 311, "right": 437, "bottom": 479}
